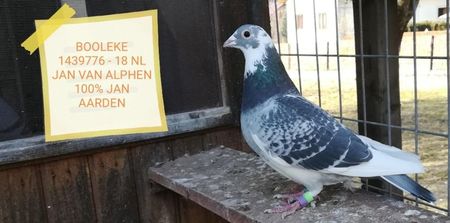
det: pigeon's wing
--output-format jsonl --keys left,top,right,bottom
{"left": 255, "top": 94, "right": 373, "bottom": 171}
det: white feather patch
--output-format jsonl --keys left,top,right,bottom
{"left": 357, "top": 135, "right": 421, "bottom": 162}
{"left": 250, "top": 132, "right": 327, "bottom": 196}
{"left": 321, "top": 146, "right": 424, "bottom": 177}
{"left": 243, "top": 32, "right": 274, "bottom": 76}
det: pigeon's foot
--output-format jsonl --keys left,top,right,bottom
{"left": 264, "top": 191, "right": 315, "bottom": 219}
{"left": 273, "top": 190, "right": 304, "bottom": 203}
{"left": 343, "top": 179, "right": 356, "bottom": 192}
{"left": 264, "top": 200, "right": 301, "bottom": 219}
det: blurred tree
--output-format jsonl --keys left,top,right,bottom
{"left": 397, "top": 0, "right": 420, "bottom": 48}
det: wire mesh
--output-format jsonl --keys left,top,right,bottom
{"left": 269, "top": 0, "right": 450, "bottom": 215}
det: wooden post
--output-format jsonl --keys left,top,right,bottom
{"left": 353, "top": 0, "right": 403, "bottom": 196}
{"left": 430, "top": 35, "right": 434, "bottom": 70}
{"left": 327, "top": 41, "right": 330, "bottom": 70}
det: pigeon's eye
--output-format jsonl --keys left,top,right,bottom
{"left": 242, "top": 30, "right": 251, "bottom": 39}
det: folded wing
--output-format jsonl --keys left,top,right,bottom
{"left": 253, "top": 94, "right": 423, "bottom": 177}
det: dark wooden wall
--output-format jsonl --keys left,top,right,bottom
{"left": 86, "top": 0, "right": 224, "bottom": 114}
{"left": 0, "top": 0, "right": 61, "bottom": 140}
{"left": 0, "top": 127, "right": 251, "bottom": 223}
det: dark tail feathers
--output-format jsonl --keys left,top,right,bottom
{"left": 382, "top": 174, "right": 436, "bottom": 203}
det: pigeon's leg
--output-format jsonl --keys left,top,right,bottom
{"left": 264, "top": 191, "right": 315, "bottom": 218}
{"left": 273, "top": 190, "right": 304, "bottom": 203}
{"left": 273, "top": 185, "right": 305, "bottom": 203}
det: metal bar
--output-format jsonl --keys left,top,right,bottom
{"left": 412, "top": 0, "right": 419, "bottom": 207}
{"left": 384, "top": 0, "right": 392, "bottom": 147}
{"left": 364, "top": 184, "right": 449, "bottom": 213}
{"left": 268, "top": 0, "right": 450, "bottom": 213}
{"left": 430, "top": 35, "right": 435, "bottom": 70}
{"left": 334, "top": 0, "right": 343, "bottom": 122}
{"left": 357, "top": 0, "right": 369, "bottom": 193}
{"left": 357, "top": 0, "right": 368, "bottom": 137}
{"left": 326, "top": 42, "right": 330, "bottom": 70}
{"left": 292, "top": 0, "right": 303, "bottom": 94}
{"left": 446, "top": 0, "right": 450, "bottom": 216}
{"left": 279, "top": 53, "right": 449, "bottom": 60}
{"left": 273, "top": 0, "right": 282, "bottom": 52}
{"left": 382, "top": 0, "right": 396, "bottom": 201}
{"left": 337, "top": 116, "right": 449, "bottom": 138}
{"left": 312, "top": 0, "right": 322, "bottom": 106}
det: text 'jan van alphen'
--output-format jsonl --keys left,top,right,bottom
{"left": 51, "top": 69, "right": 152, "bottom": 80}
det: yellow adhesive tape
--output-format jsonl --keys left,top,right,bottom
{"left": 21, "top": 4, "right": 76, "bottom": 55}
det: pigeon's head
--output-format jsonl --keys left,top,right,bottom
{"left": 223, "top": 24, "right": 273, "bottom": 52}
{"left": 223, "top": 25, "right": 275, "bottom": 74}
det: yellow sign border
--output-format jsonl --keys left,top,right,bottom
{"left": 37, "top": 10, "right": 168, "bottom": 142}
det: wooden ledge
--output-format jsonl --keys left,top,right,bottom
{"left": 0, "top": 107, "right": 232, "bottom": 167}
{"left": 149, "top": 147, "right": 449, "bottom": 223}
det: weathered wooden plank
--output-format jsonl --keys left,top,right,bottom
{"left": 0, "top": 166, "right": 46, "bottom": 223}
{"left": 170, "top": 134, "right": 204, "bottom": 158}
{"left": 0, "top": 107, "right": 232, "bottom": 167}
{"left": 241, "top": 139, "right": 253, "bottom": 154}
{"left": 179, "top": 197, "right": 228, "bottom": 223}
{"left": 149, "top": 147, "right": 450, "bottom": 223}
{"left": 40, "top": 157, "right": 95, "bottom": 223}
{"left": 131, "top": 142, "right": 179, "bottom": 223}
{"left": 203, "top": 128, "right": 243, "bottom": 151}
{"left": 217, "top": 128, "right": 244, "bottom": 151}
{"left": 203, "top": 131, "right": 223, "bottom": 151}
{"left": 88, "top": 149, "right": 139, "bottom": 223}
{"left": 171, "top": 135, "right": 229, "bottom": 223}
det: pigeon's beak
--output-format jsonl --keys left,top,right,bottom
{"left": 223, "top": 35, "right": 237, "bottom": 48}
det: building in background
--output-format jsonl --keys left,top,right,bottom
{"left": 284, "top": 0, "right": 353, "bottom": 55}
{"left": 282, "top": 0, "right": 446, "bottom": 56}
{"left": 414, "top": 0, "right": 447, "bottom": 21}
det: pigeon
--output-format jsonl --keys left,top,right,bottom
{"left": 223, "top": 24, "right": 436, "bottom": 217}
